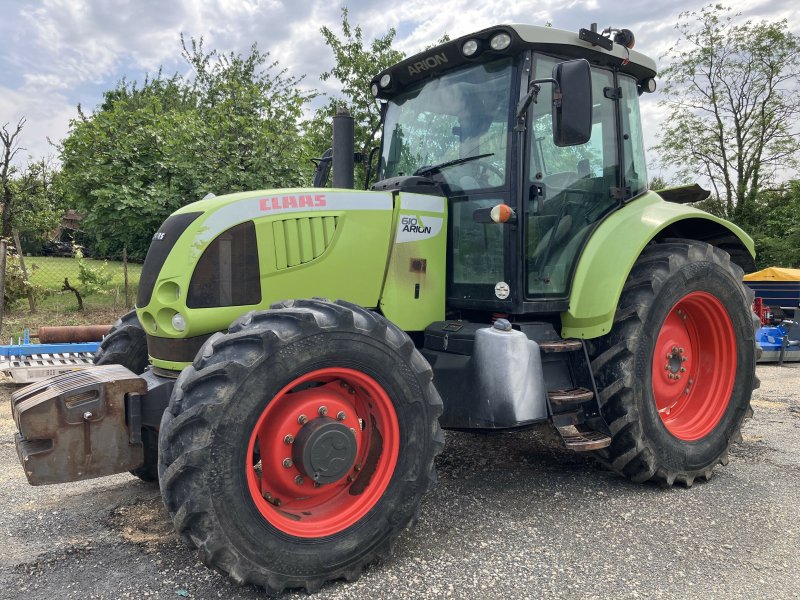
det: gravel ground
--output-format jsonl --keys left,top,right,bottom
{"left": 1, "top": 364, "right": 798, "bottom": 600}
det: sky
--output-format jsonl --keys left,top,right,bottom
{"left": 1, "top": 0, "right": 798, "bottom": 178}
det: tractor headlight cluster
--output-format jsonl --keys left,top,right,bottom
{"left": 379, "top": 74, "right": 391, "bottom": 88}
{"left": 460, "top": 31, "right": 512, "bottom": 58}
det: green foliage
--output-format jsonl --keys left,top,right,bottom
{"left": 75, "top": 246, "right": 113, "bottom": 296}
{"left": 749, "top": 181, "right": 800, "bottom": 268}
{"left": 11, "top": 159, "right": 66, "bottom": 241}
{"left": 2, "top": 252, "right": 32, "bottom": 309}
{"left": 2, "top": 119, "right": 64, "bottom": 242}
{"left": 59, "top": 41, "right": 312, "bottom": 259}
{"left": 304, "top": 8, "right": 406, "bottom": 187}
{"left": 655, "top": 4, "right": 800, "bottom": 230}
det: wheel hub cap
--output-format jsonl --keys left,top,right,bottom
{"left": 293, "top": 417, "right": 357, "bottom": 484}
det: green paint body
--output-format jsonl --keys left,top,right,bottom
{"left": 138, "top": 187, "right": 751, "bottom": 370}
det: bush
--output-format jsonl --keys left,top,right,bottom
{"left": 75, "top": 246, "right": 112, "bottom": 296}
{"left": 3, "top": 252, "right": 32, "bottom": 309}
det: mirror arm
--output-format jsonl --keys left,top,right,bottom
{"left": 516, "top": 78, "right": 560, "bottom": 120}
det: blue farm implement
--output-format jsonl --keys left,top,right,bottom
{"left": 0, "top": 326, "right": 109, "bottom": 383}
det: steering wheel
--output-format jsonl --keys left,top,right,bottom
{"left": 473, "top": 160, "right": 505, "bottom": 187}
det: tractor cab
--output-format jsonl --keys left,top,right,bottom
{"left": 371, "top": 25, "right": 656, "bottom": 314}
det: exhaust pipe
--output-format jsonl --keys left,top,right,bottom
{"left": 332, "top": 107, "right": 355, "bottom": 189}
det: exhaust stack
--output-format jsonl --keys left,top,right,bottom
{"left": 332, "top": 107, "right": 355, "bottom": 189}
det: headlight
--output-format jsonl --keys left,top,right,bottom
{"left": 379, "top": 74, "right": 391, "bottom": 88}
{"left": 371, "top": 83, "right": 379, "bottom": 97}
{"left": 171, "top": 312, "right": 186, "bottom": 332}
{"left": 490, "top": 32, "right": 512, "bottom": 51}
{"left": 462, "top": 39, "right": 479, "bottom": 57}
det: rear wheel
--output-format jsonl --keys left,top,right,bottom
{"left": 94, "top": 310, "right": 157, "bottom": 483}
{"left": 158, "top": 299, "right": 443, "bottom": 593}
{"left": 587, "top": 240, "right": 758, "bottom": 486}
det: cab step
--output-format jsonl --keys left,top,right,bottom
{"left": 547, "top": 387, "right": 594, "bottom": 407}
{"left": 538, "top": 339, "right": 583, "bottom": 353}
{"left": 555, "top": 424, "right": 612, "bottom": 451}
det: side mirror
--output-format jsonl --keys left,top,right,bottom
{"left": 552, "top": 59, "right": 592, "bottom": 147}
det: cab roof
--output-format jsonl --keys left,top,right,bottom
{"left": 371, "top": 23, "right": 658, "bottom": 100}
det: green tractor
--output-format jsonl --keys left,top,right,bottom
{"left": 12, "top": 23, "right": 758, "bottom": 593}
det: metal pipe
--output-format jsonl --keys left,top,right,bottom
{"left": 36, "top": 325, "right": 112, "bottom": 343}
{"left": 332, "top": 107, "right": 355, "bottom": 189}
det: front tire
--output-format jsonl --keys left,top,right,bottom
{"left": 588, "top": 240, "right": 758, "bottom": 486}
{"left": 157, "top": 299, "right": 443, "bottom": 593}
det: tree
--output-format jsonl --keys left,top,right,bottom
{"left": 304, "top": 9, "right": 405, "bottom": 186}
{"left": 655, "top": 4, "right": 800, "bottom": 226}
{"left": 12, "top": 158, "right": 66, "bottom": 242}
{"left": 749, "top": 181, "right": 800, "bottom": 268}
{"left": 0, "top": 119, "right": 65, "bottom": 244}
{"left": 180, "top": 36, "right": 312, "bottom": 193}
{"left": 0, "top": 118, "right": 26, "bottom": 238}
{"left": 59, "top": 74, "right": 195, "bottom": 259}
{"left": 59, "top": 39, "right": 312, "bottom": 259}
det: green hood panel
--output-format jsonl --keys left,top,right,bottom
{"left": 561, "top": 191, "right": 754, "bottom": 339}
{"left": 138, "top": 188, "right": 396, "bottom": 349}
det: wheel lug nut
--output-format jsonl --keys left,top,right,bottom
{"left": 681, "top": 356, "right": 687, "bottom": 362}
{"left": 318, "top": 406, "right": 328, "bottom": 417}
{"left": 295, "top": 475, "right": 304, "bottom": 485}
{"left": 297, "top": 414, "right": 308, "bottom": 425}
{"left": 672, "top": 346, "right": 678, "bottom": 353}
{"left": 336, "top": 411, "right": 346, "bottom": 421}
{"left": 282, "top": 458, "right": 293, "bottom": 468}
{"left": 347, "top": 475, "right": 354, "bottom": 482}
{"left": 678, "top": 347, "right": 684, "bottom": 353}
{"left": 664, "top": 365, "right": 670, "bottom": 371}
{"left": 284, "top": 434, "right": 294, "bottom": 444}
{"left": 354, "top": 464, "right": 361, "bottom": 472}
{"left": 680, "top": 367, "right": 686, "bottom": 373}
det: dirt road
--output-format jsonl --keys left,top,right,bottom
{"left": 1, "top": 365, "right": 798, "bottom": 599}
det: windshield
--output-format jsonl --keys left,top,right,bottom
{"left": 380, "top": 57, "right": 513, "bottom": 192}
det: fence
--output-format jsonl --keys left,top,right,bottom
{"left": 2, "top": 239, "right": 141, "bottom": 324}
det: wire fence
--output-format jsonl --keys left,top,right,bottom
{"left": 2, "top": 238, "right": 141, "bottom": 318}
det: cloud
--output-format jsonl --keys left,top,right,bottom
{"left": 1, "top": 0, "right": 799, "bottom": 168}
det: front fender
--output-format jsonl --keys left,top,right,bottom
{"left": 561, "top": 191, "right": 754, "bottom": 339}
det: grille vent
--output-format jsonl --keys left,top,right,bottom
{"left": 273, "top": 216, "right": 339, "bottom": 269}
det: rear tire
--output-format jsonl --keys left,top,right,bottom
{"left": 157, "top": 299, "right": 443, "bottom": 593}
{"left": 94, "top": 310, "right": 157, "bottom": 483}
{"left": 587, "top": 240, "right": 757, "bottom": 486}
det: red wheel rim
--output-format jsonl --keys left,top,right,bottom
{"left": 651, "top": 291, "right": 737, "bottom": 441}
{"left": 246, "top": 368, "right": 400, "bottom": 538}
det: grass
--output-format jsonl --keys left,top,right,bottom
{"left": 1, "top": 256, "right": 142, "bottom": 341}
{"left": 24, "top": 255, "right": 142, "bottom": 290}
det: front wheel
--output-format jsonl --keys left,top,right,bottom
{"left": 588, "top": 240, "right": 758, "bottom": 486}
{"left": 158, "top": 299, "right": 443, "bottom": 593}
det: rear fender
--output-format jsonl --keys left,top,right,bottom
{"left": 562, "top": 191, "right": 754, "bottom": 339}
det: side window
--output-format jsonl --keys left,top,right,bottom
{"left": 529, "top": 55, "right": 617, "bottom": 190}
{"left": 619, "top": 76, "right": 648, "bottom": 197}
